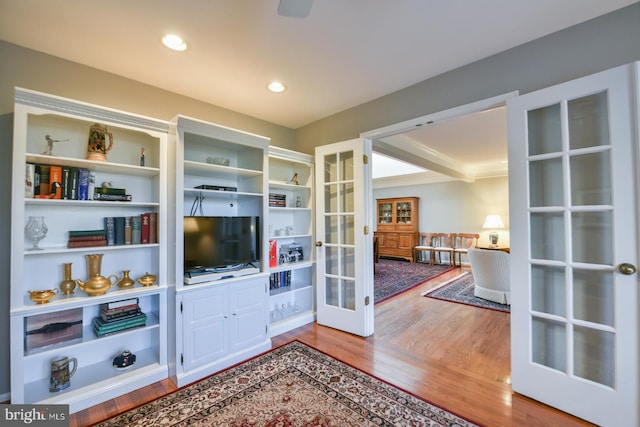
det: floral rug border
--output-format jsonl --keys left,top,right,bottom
{"left": 96, "top": 340, "right": 479, "bottom": 426}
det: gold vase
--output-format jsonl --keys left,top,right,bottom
{"left": 116, "top": 270, "right": 135, "bottom": 288}
{"left": 59, "top": 262, "right": 76, "bottom": 295}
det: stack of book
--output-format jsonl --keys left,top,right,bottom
{"left": 25, "top": 163, "right": 95, "bottom": 201}
{"left": 67, "top": 229, "right": 107, "bottom": 248}
{"left": 104, "top": 213, "right": 157, "bottom": 245}
{"left": 270, "top": 270, "right": 292, "bottom": 290}
{"left": 93, "top": 186, "right": 132, "bottom": 202}
{"left": 269, "top": 193, "right": 286, "bottom": 207}
{"left": 93, "top": 298, "right": 147, "bottom": 337}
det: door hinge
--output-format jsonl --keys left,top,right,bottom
{"left": 363, "top": 154, "right": 369, "bottom": 164}
{"left": 180, "top": 354, "right": 184, "bottom": 365}
{"left": 364, "top": 226, "right": 369, "bottom": 235}
{"left": 365, "top": 296, "right": 370, "bottom": 306}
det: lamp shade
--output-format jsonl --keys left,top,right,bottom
{"left": 483, "top": 214, "right": 505, "bottom": 229}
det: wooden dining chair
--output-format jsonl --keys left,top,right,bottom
{"left": 414, "top": 232, "right": 435, "bottom": 264}
{"left": 432, "top": 233, "right": 456, "bottom": 266}
{"left": 453, "top": 233, "right": 479, "bottom": 267}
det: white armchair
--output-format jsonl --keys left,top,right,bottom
{"left": 467, "top": 248, "right": 510, "bottom": 305}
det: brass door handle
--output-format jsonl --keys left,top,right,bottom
{"left": 315, "top": 241, "right": 323, "bottom": 247}
{"left": 618, "top": 263, "right": 637, "bottom": 275}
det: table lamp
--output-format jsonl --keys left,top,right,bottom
{"left": 483, "top": 214, "right": 505, "bottom": 247}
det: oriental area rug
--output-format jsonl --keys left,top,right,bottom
{"left": 96, "top": 341, "right": 478, "bottom": 427}
{"left": 374, "top": 258, "right": 454, "bottom": 303}
{"left": 422, "top": 272, "right": 510, "bottom": 313}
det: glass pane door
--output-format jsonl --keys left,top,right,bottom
{"left": 508, "top": 63, "right": 638, "bottom": 426}
{"left": 315, "top": 138, "right": 374, "bottom": 337}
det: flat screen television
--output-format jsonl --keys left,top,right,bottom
{"left": 183, "top": 216, "right": 260, "bottom": 273}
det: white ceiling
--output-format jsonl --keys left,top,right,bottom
{"left": 0, "top": 0, "right": 635, "bottom": 180}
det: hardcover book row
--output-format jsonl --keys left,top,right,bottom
{"left": 67, "top": 213, "right": 158, "bottom": 247}
{"left": 25, "top": 163, "right": 132, "bottom": 201}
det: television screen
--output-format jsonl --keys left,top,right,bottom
{"left": 183, "top": 216, "right": 260, "bottom": 272}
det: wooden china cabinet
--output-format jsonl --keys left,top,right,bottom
{"left": 374, "top": 197, "right": 419, "bottom": 262}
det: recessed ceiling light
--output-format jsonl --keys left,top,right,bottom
{"left": 162, "top": 34, "right": 187, "bottom": 51}
{"left": 267, "top": 81, "right": 286, "bottom": 93}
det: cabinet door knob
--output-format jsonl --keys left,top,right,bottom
{"left": 315, "top": 241, "right": 323, "bottom": 247}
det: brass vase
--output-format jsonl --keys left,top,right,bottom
{"left": 59, "top": 262, "right": 76, "bottom": 295}
{"left": 116, "top": 270, "right": 135, "bottom": 288}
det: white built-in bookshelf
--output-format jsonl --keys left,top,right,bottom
{"left": 9, "top": 88, "right": 169, "bottom": 413}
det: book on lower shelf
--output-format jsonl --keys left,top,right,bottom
{"left": 93, "top": 312, "right": 147, "bottom": 337}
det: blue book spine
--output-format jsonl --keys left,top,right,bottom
{"left": 77, "top": 168, "right": 89, "bottom": 200}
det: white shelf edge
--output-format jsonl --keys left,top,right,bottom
{"left": 268, "top": 260, "right": 314, "bottom": 273}
{"left": 12, "top": 285, "right": 165, "bottom": 315}
{"left": 184, "top": 188, "right": 263, "bottom": 199}
{"left": 268, "top": 181, "right": 312, "bottom": 191}
{"left": 25, "top": 199, "right": 160, "bottom": 208}
{"left": 268, "top": 234, "right": 312, "bottom": 240}
{"left": 26, "top": 153, "right": 160, "bottom": 177}
{"left": 24, "top": 243, "right": 160, "bottom": 256}
{"left": 268, "top": 207, "right": 312, "bottom": 212}
{"left": 183, "top": 160, "right": 263, "bottom": 178}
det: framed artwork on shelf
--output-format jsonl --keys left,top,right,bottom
{"left": 25, "top": 308, "right": 83, "bottom": 355}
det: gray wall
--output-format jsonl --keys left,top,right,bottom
{"left": 295, "top": 3, "right": 640, "bottom": 153}
{"left": 374, "top": 177, "right": 510, "bottom": 249}
{"left": 0, "top": 3, "right": 639, "bottom": 398}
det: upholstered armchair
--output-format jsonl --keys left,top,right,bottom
{"left": 467, "top": 248, "right": 510, "bottom": 305}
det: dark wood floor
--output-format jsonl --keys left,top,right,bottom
{"left": 70, "top": 266, "right": 594, "bottom": 426}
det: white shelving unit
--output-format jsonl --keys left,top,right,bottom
{"left": 267, "top": 147, "right": 316, "bottom": 337}
{"left": 9, "top": 88, "right": 169, "bottom": 413}
{"left": 170, "top": 115, "right": 271, "bottom": 387}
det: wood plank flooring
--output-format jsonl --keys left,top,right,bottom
{"left": 70, "top": 266, "right": 594, "bottom": 426}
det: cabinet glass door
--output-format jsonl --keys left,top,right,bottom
{"left": 378, "top": 202, "right": 392, "bottom": 224}
{"left": 396, "top": 201, "right": 412, "bottom": 224}
{"left": 508, "top": 63, "right": 638, "bottom": 426}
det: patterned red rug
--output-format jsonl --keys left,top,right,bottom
{"left": 374, "top": 258, "right": 454, "bottom": 303}
{"left": 96, "top": 341, "right": 478, "bottom": 426}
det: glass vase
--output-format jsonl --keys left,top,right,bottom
{"left": 25, "top": 216, "right": 48, "bottom": 250}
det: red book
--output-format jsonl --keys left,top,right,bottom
{"left": 67, "top": 239, "right": 107, "bottom": 248}
{"left": 141, "top": 213, "right": 150, "bottom": 244}
{"left": 269, "top": 240, "right": 277, "bottom": 268}
{"left": 68, "top": 234, "right": 107, "bottom": 241}
{"left": 49, "top": 165, "right": 63, "bottom": 199}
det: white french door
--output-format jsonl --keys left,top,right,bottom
{"left": 508, "top": 63, "right": 639, "bottom": 426}
{"left": 314, "top": 138, "right": 374, "bottom": 337}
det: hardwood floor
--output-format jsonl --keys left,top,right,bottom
{"left": 70, "top": 267, "right": 594, "bottom": 426}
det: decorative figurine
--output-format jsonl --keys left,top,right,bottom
{"left": 140, "top": 147, "right": 145, "bottom": 166}
{"left": 113, "top": 350, "right": 136, "bottom": 370}
{"left": 43, "top": 135, "right": 68, "bottom": 156}
{"left": 290, "top": 172, "right": 299, "bottom": 185}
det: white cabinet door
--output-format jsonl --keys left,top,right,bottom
{"left": 182, "top": 286, "right": 229, "bottom": 372}
{"left": 508, "top": 63, "right": 639, "bottom": 426}
{"left": 230, "top": 278, "right": 268, "bottom": 353}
